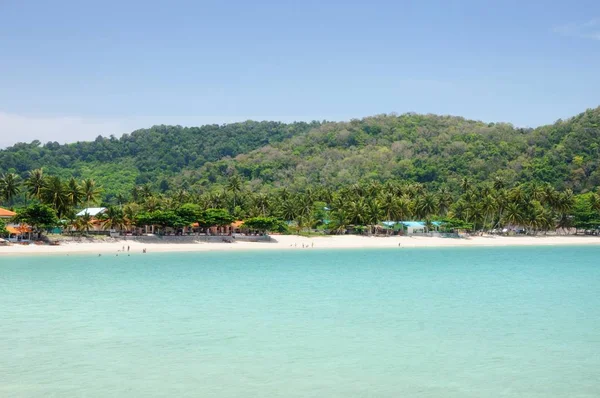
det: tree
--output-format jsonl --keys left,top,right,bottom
{"left": 242, "top": 217, "right": 285, "bottom": 233}
{"left": 100, "top": 206, "right": 126, "bottom": 232}
{"left": 0, "top": 172, "right": 21, "bottom": 204}
{"left": 226, "top": 174, "right": 243, "bottom": 209}
{"left": 13, "top": 204, "right": 58, "bottom": 237}
{"left": 25, "top": 168, "right": 45, "bottom": 200}
{"left": 82, "top": 178, "right": 101, "bottom": 206}
{"left": 502, "top": 202, "right": 524, "bottom": 228}
{"left": 414, "top": 193, "right": 437, "bottom": 220}
{"left": 66, "top": 177, "right": 83, "bottom": 208}
{"left": 203, "top": 208, "right": 235, "bottom": 228}
{"left": 0, "top": 219, "right": 7, "bottom": 236}
{"left": 41, "top": 176, "right": 69, "bottom": 217}
{"left": 75, "top": 213, "right": 94, "bottom": 236}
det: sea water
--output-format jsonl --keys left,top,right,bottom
{"left": 1, "top": 246, "right": 599, "bottom": 397}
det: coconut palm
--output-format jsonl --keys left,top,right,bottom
{"left": 480, "top": 194, "right": 497, "bottom": 233}
{"left": 41, "top": 176, "right": 69, "bottom": 217}
{"left": 75, "top": 213, "right": 94, "bottom": 236}
{"left": 493, "top": 176, "right": 506, "bottom": 191}
{"left": 66, "top": 177, "right": 83, "bottom": 208}
{"left": 378, "top": 192, "right": 399, "bottom": 222}
{"left": 226, "top": 174, "right": 243, "bottom": 209}
{"left": 81, "top": 178, "right": 101, "bottom": 206}
{"left": 436, "top": 186, "right": 453, "bottom": 216}
{"left": 346, "top": 198, "right": 367, "bottom": 226}
{"left": 329, "top": 208, "right": 350, "bottom": 234}
{"left": 25, "top": 168, "right": 45, "bottom": 200}
{"left": 0, "top": 172, "right": 21, "bottom": 204}
{"left": 460, "top": 177, "right": 471, "bottom": 193}
{"left": 101, "top": 206, "right": 125, "bottom": 232}
{"left": 364, "top": 199, "right": 382, "bottom": 234}
{"left": 502, "top": 202, "right": 524, "bottom": 228}
{"left": 252, "top": 193, "right": 270, "bottom": 217}
{"left": 590, "top": 192, "right": 600, "bottom": 214}
{"left": 414, "top": 193, "right": 437, "bottom": 220}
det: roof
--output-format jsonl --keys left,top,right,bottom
{"left": 383, "top": 221, "right": 426, "bottom": 227}
{"left": 0, "top": 207, "right": 16, "bottom": 218}
{"left": 231, "top": 220, "right": 244, "bottom": 228}
{"left": 76, "top": 207, "right": 107, "bottom": 217}
{"left": 6, "top": 225, "right": 31, "bottom": 234}
{"left": 383, "top": 220, "right": 443, "bottom": 228}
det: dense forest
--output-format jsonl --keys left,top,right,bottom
{"left": 1, "top": 107, "right": 600, "bottom": 201}
{"left": 1, "top": 107, "right": 600, "bottom": 237}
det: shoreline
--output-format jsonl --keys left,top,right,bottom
{"left": 1, "top": 235, "right": 600, "bottom": 256}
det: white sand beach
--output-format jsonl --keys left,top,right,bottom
{"left": 1, "top": 234, "right": 600, "bottom": 256}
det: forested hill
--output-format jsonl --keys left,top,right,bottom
{"left": 1, "top": 107, "right": 599, "bottom": 201}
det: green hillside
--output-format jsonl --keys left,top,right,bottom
{"left": 1, "top": 107, "right": 600, "bottom": 201}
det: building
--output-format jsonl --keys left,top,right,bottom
{"left": 382, "top": 220, "right": 442, "bottom": 235}
{"left": 76, "top": 207, "right": 107, "bottom": 217}
{"left": 0, "top": 207, "right": 16, "bottom": 221}
{"left": 0, "top": 207, "right": 32, "bottom": 242}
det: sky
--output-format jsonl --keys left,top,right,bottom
{"left": 0, "top": 0, "right": 599, "bottom": 148}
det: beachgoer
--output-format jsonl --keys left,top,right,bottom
{"left": 127, "top": 245, "right": 130, "bottom": 252}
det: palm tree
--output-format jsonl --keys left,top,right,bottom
{"left": 25, "top": 168, "right": 45, "bottom": 200}
{"left": 493, "top": 176, "right": 506, "bottom": 191}
{"left": 253, "top": 193, "right": 270, "bottom": 217}
{"left": 123, "top": 203, "right": 140, "bottom": 232}
{"left": 378, "top": 192, "right": 399, "bottom": 222}
{"left": 347, "top": 198, "right": 367, "bottom": 226}
{"left": 590, "top": 192, "right": 600, "bottom": 214}
{"left": 414, "top": 193, "right": 437, "bottom": 220}
{"left": 278, "top": 196, "right": 301, "bottom": 222}
{"left": 460, "top": 177, "right": 471, "bottom": 193}
{"left": 226, "top": 174, "right": 243, "bottom": 209}
{"left": 543, "top": 184, "right": 558, "bottom": 210}
{"left": 101, "top": 206, "right": 125, "bottom": 233}
{"left": 396, "top": 196, "right": 412, "bottom": 221}
{"left": 41, "top": 176, "right": 69, "bottom": 217}
{"left": 144, "top": 196, "right": 161, "bottom": 212}
{"left": 502, "top": 202, "right": 524, "bottom": 228}
{"left": 0, "top": 172, "right": 21, "bottom": 204}
{"left": 480, "top": 194, "right": 497, "bottom": 233}
{"left": 365, "top": 198, "right": 382, "bottom": 235}
{"left": 115, "top": 193, "right": 127, "bottom": 208}
{"left": 329, "top": 208, "right": 350, "bottom": 234}
{"left": 436, "top": 186, "right": 453, "bottom": 216}
{"left": 75, "top": 213, "right": 94, "bottom": 236}
{"left": 81, "top": 179, "right": 101, "bottom": 206}
{"left": 66, "top": 177, "right": 83, "bottom": 208}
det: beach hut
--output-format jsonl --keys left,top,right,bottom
{"left": 6, "top": 224, "right": 32, "bottom": 242}
{"left": 399, "top": 221, "right": 427, "bottom": 235}
{"left": 0, "top": 207, "right": 16, "bottom": 220}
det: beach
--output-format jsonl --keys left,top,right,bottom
{"left": 1, "top": 234, "right": 600, "bottom": 256}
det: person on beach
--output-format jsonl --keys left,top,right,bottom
{"left": 127, "top": 245, "right": 130, "bottom": 252}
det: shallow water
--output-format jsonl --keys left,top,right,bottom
{"left": 1, "top": 247, "right": 599, "bottom": 397}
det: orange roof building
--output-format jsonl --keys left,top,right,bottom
{"left": 0, "top": 207, "right": 17, "bottom": 219}
{"left": 6, "top": 225, "right": 31, "bottom": 235}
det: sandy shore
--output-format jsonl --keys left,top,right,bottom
{"left": 1, "top": 234, "right": 600, "bottom": 256}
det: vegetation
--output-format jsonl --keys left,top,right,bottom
{"left": 0, "top": 219, "right": 7, "bottom": 236}
{"left": 2, "top": 107, "right": 600, "bottom": 237}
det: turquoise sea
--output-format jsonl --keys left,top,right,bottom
{"left": 1, "top": 246, "right": 599, "bottom": 397}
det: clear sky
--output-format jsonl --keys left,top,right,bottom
{"left": 1, "top": 0, "right": 599, "bottom": 148}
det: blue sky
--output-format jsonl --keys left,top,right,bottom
{"left": 0, "top": 0, "right": 599, "bottom": 147}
